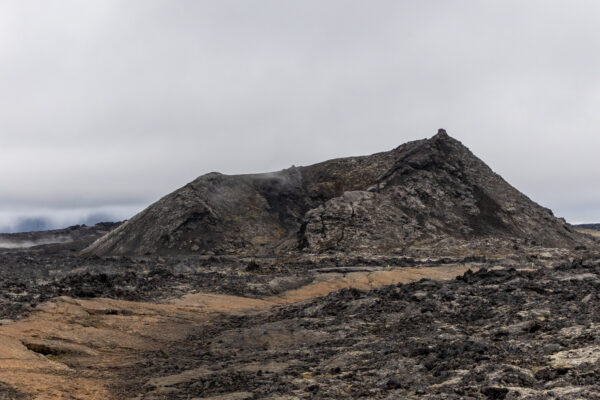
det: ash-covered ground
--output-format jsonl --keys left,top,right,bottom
{"left": 114, "top": 253, "right": 600, "bottom": 400}
{"left": 1, "top": 224, "right": 600, "bottom": 399}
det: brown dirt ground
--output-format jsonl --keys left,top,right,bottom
{"left": 0, "top": 265, "right": 473, "bottom": 399}
{"left": 576, "top": 228, "right": 600, "bottom": 239}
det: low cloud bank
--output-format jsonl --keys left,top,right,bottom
{"left": 0, "top": 205, "right": 143, "bottom": 233}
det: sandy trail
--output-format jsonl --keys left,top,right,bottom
{"left": 174, "top": 264, "right": 473, "bottom": 310}
{"left": 0, "top": 264, "right": 472, "bottom": 399}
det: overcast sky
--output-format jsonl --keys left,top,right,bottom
{"left": 1, "top": 0, "right": 599, "bottom": 231}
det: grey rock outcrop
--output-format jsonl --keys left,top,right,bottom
{"left": 83, "top": 130, "right": 591, "bottom": 256}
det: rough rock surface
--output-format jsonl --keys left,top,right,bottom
{"left": 120, "top": 255, "right": 600, "bottom": 399}
{"left": 84, "top": 130, "right": 591, "bottom": 257}
{"left": 1, "top": 217, "right": 600, "bottom": 398}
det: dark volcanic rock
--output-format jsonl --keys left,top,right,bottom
{"left": 0, "top": 382, "right": 29, "bottom": 400}
{"left": 83, "top": 130, "right": 591, "bottom": 256}
{"left": 118, "top": 254, "right": 600, "bottom": 399}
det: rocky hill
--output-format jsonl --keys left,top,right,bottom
{"left": 83, "top": 130, "right": 592, "bottom": 257}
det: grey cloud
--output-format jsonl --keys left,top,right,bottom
{"left": 1, "top": 0, "right": 599, "bottom": 231}
{"left": 0, "top": 205, "right": 138, "bottom": 233}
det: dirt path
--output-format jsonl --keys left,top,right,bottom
{"left": 0, "top": 264, "right": 473, "bottom": 399}
{"left": 174, "top": 264, "right": 474, "bottom": 310}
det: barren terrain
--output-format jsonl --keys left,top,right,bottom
{"left": 1, "top": 226, "right": 599, "bottom": 399}
{"left": 2, "top": 134, "right": 600, "bottom": 399}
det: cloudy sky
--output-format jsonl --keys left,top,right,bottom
{"left": 1, "top": 0, "right": 599, "bottom": 232}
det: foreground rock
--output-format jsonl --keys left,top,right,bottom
{"left": 122, "top": 255, "right": 600, "bottom": 399}
{"left": 1, "top": 224, "right": 600, "bottom": 398}
{"left": 83, "top": 130, "right": 593, "bottom": 257}
{"left": 0, "top": 262, "right": 474, "bottom": 399}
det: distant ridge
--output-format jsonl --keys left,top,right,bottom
{"left": 0, "top": 214, "right": 117, "bottom": 234}
{"left": 576, "top": 224, "right": 600, "bottom": 231}
{"left": 83, "top": 130, "right": 593, "bottom": 257}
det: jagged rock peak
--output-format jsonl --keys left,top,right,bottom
{"left": 431, "top": 128, "right": 454, "bottom": 145}
{"left": 435, "top": 128, "right": 448, "bottom": 137}
{"left": 82, "top": 130, "right": 593, "bottom": 257}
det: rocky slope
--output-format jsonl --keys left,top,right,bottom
{"left": 83, "top": 130, "right": 592, "bottom": 257}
